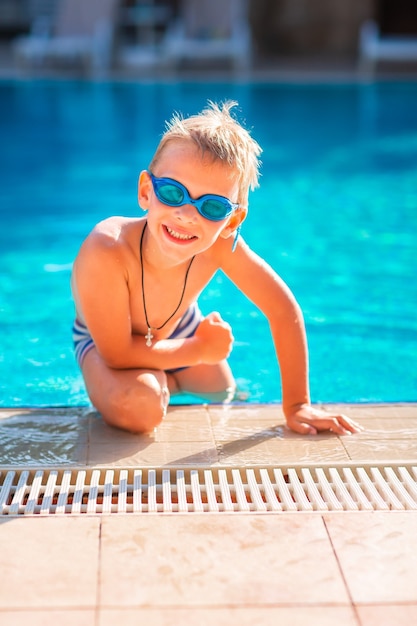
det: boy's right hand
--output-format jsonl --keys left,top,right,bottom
{"left": 193, "top": 312, "right": 234, "bottom": 364}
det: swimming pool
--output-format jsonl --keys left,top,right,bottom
{"left": 0, "top": 79, "right": 416, "bottom": 407}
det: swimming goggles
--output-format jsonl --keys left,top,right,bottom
{"left": 149, "top": 172, "right": 238, "bottom": 221}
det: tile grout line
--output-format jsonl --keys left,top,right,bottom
{"left": 207, "top": 405, "right": 221, "bottom": 464}
{"left": 94, "top": 519, "right": 103, "bottom": 625}
{"left": 338, "top": 434, "right": 353, "bottom": 462}
{"left": 322, "top": 516, "right": 363, "bottom": 626}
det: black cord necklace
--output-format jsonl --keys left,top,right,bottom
{"left": 140, "top": 222, "right": 195, "bottom": 347}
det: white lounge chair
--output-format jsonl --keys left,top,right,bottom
{"left": 162, "top": 0, "right": 251, "bottom": 72}
{"left": 359, "top": 19, "right": 417, "bottom": 73}
{"left": 14, "top": 0, "right": 119, "bottom": 73}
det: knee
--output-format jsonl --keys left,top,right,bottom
{"left": 202, "top": 384, "right": 236, "bottom": 404}
{"left": 100, "top": 373, "right": 170, "bottom": 433}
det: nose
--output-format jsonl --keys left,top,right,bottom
{"left": 174, "top": 202, "right": 198, "bottom": 223}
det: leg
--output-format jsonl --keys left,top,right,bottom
{"left": 81, "top": 348, "right": 170, "bottom": 433}
{"left": 171, "top": 359, "right": 236, "bottom": 403}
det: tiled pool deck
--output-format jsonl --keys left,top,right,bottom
{"left": 1, "top": 402, "right": 417, "bottom": 625}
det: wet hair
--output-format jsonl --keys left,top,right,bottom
{"left": 149, "top": 100, "right": 262, "bottom": 206}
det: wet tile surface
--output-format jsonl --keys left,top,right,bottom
{"left": 155, "top": 405, "right": 215, "bottom": 443}
{"left": 0, "top": 408, "right": 89, "bottom": 466}
{"left": 215, "top": 433, "right": 350, "bottom": 465}
{"left": 87, "top": 440, "right": 219, "bottom": 467}
{"left": 342, "top": 439, "right": 417, "bottom": 463}
{"left": 0, "top": 403, "right": 416, "bottom": 468}
{"left": 325, "top": 404, "right": 417, "bottom": 419}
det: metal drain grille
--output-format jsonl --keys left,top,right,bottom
{"left": 1, "top": 465, "right": 417, "bottom": 516}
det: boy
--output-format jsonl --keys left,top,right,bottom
{"left": 71, "top": 101, "right": 362, "bottom": 436}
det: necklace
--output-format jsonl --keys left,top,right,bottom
{"left": 140, "top": 222, "right": 195, "bottom": 347}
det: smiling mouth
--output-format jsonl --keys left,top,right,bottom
{"left": 165, "top": 225, "right": 196, "bottom": 241}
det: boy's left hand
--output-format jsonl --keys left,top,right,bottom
{"left": 285, "top": 404, "right": 363, "bottom": 436}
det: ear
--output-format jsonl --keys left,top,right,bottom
{"left": 219, "top": 206, "right": 247, "bottom": 240}
{"left": 138, "top": 170, "right": 152, "bottom": 211}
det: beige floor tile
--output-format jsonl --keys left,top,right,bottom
{"left": 0, "top": 609, "right": 96, "bottom": 626}
{"left": 0, "top": 408, "right": 88, "bottom": 466}
{"left": 99, "top": 515, "right": 349, "bottom": 607}
{"left": 87, "top": 440, "right": 219, "bottom": 467}
{"left": 0, "top": 408, "right": 91, "bottom": 422}
{"left": 322, "top": 404, "right": 417, "bottom": 419}
{"left": 88, "top": 405, "right": 214, "bottom": 445}
{"left": 208, "top": 404, "right": 361, "bottom": 466}
{"left": 353, "top": 418, "right": 417, "bottom": 439}
{"left": 154, "top": 421, "right": 214, "bottom": 443}
{"left": 323, "top": 404, "right": 417, "bottom": 440}
{"left": 215, "top": 434, "right": 351, "bottom": 466}
{"left": 324, "top": 513, "right": 417, "bottom": 603}
{"left": 211, "top": 422, "right": 285, "bottom": 444}
{"left": 165, "top": 405, "right": 212, "bottom": 422}
{"left": 207, "top": 404, "right": 286, "bottom": 423}
{"left": 341, "top": 439, "right": 417, "bottom": 462}
{"left": 88, "top": 418, "right": 157, "bottom": 462}
{"left": 210, "top": 409, "right": 283, "bottom": 435}
{"left": 155, "top": 406, "right": 214, "bottom": 444}
{"left": 99, "top": 606, "right": 358, "bottom": 626}
{"left": 88, "top": 412, "right": 154, "bottom": 444}
{"left": 0, "top": 517, "right": 100, "bottom": 609}
{"left": 87, "top": 406, "right": 216, "bottom": 466}
{"left": 356, "top": 604, "right": 417, "bottom": 626}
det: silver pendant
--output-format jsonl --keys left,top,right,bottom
{"left": 145, "top": 328, "right": 153, "bottom": 347}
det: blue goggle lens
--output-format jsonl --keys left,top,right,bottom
{"left": 150, "top": 173, "right": 237, "bottom": 221}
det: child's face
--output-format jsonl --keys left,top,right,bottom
{"left": 139, "top": 140, "right": 245, "bottom": 260}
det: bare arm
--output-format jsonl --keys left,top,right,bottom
{"left": 221, "top": 237, "right": 363, "bottom": 435}
{"left": 221, "top": 238, "right": 310, "bottom": 411}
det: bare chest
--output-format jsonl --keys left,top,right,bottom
{"left": 128, "top": 256, "right": 215, "bottom": 339}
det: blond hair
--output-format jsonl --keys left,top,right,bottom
{"left": 149, "top": 100, "right": 262, "bottom": 206}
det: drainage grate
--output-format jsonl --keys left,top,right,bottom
{"left": 1, "top": 465, "right": 417, "bottom": 516}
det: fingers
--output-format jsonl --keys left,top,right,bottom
{"left": 194, "top": 312, "right": 234, "bottom": 363}
{"left": 336, "top": 413, "right": 364, "bottom": 434}
{"left": 287, "top": 407, "right": 364, "bottom": 437}
{"left": 307, "top": 415, "right": 358, "bottom": 435}
{"left": 205, "top": 311, "right": 222, "bottom": 323}
{"left": 288, "top": 421, "right": 318, "bottom": 436}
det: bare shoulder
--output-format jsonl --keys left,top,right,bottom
{"left": 77, "top": 217, "right": 143, "bottom": 261}
{"left": 71, "top": 217, "right": 144, "bottom": 316}
{"left": 87, "top": 216, "right": 141, "bottom": 247}
{"left": 216, "top": 234, "right": 261, "bottom": 273}
{"left": 72, "top": 217, "right": 145, "bottom": 290}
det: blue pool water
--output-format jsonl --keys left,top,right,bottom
{"left": 0, "top": 79, "right": 416, "bottom": 407}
